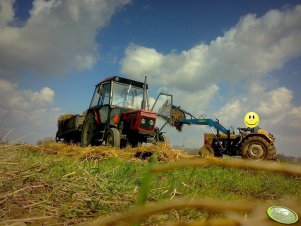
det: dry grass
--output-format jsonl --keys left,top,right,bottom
{"left": 85, "top": 198, "right": 255, "bottom": 226}
{"left": 1, "top": 143, "right": 301, "bottom": 226}
{"left": 85, "top": 198, "right": 301, "bottom": 226}
{"left": 57, "top": 114, "right": 76, "bottom": 127}
{"left": 85, "top": 157, "right": 301, "bottom": 226}
{"left": 151, "top": 157, "right": 301, "bottom": 176}
{"left": 24, "top": 142, "right": 192, "bottom": 162}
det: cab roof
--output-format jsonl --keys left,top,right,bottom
{"left": 96, "top": 76, "right": 148, "bottom": 89}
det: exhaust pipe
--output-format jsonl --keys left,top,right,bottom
{"left": 141, "top": 76, "right": 147, "bottom": 110}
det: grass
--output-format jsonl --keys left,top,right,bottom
{"left": 0, "top": 143, "right": 301, "bottom": 225}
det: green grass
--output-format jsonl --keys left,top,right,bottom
{"left": 1, "top": 145, "right": 301, "bottom": 225}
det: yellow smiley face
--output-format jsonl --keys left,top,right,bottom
{"left": 244, "top": 112, "right": 260, "bottom": 128}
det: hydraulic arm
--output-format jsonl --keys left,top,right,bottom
{"left": 177, "top": 118, "right": 229, "bottom": 134}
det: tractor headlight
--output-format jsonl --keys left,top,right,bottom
{"left": 149, "top": 119, "right": 154, "bottom": 126}
{"left": 141, "top": 118, "right": 146, "bottom": 124}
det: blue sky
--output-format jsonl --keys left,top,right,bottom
{"left": 1, "top": 0, "right": 301, "bottom": 156}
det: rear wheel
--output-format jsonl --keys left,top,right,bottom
{"left": 106, "top": 128, "right": 120, "bottom": 148}
{"left": 81, "top": 113, "right": 97, "bottom": 147}
{"left": 241, "top": 136, "right": 276, "bottom": 160}
{"left": 199, "top": 145, "right": 214, "bottom": 158}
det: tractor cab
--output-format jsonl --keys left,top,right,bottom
{"left": 90, "top": 76, "right": 146, "bottom": 110}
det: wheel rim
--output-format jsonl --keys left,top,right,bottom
{"left": 248, "top": 143, "right": 265, "bottom": 159}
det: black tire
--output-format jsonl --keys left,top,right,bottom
{"left": 130, "top": 140, "right": 142, "bottom": 148}
{"left": 120, "top": 139, "right": 130, "bottom": 149}
{"left": 81, "top": 113, "right": 97, "bottom": 147}
{"left": 106, "top": 128, "right": 120, "bottom": 148}
{"left": 64, "top": 136, "right": 71, "bottom": 144}
{"left": 199, "top": 145, "right": 214, "bottom": 158}
{"left": 241, "top": 136, "right": 276, "bottom": 160}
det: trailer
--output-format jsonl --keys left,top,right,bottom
{"left": 56, "top": 114, "right": 85, "bottom": 143}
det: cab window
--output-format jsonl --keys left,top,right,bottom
{"left": 90, "top": 87, "right": 100, "bottom": 107}
{"left": 98, "top": 83, "right": 111, "bottom": 105}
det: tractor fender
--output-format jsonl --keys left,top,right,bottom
{"left": 84, "top": 108, "right": 101, "bottom": 124}
{"left": 92, "top": 108, "right": 101, "bottom": 124}
{"left": 243, "top": 133, "right": 274, "bottom": 144}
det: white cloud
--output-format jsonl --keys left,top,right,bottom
{"left": 29, "top": 87, "right": 54, "bottom": 107}
{"left": 0, "top": 0, "right": 131, "bottom": 78}
{"left": 0, "top": 0, "right": 14, "bottom": 26}
{"left": 0, "top": 79, "right": 60, "bottom": 143}
{"left": 0, "top": 79, "right": 54, "bottom": 110}
{"left": 0, "top": 78, "right": 16, "bottom": 92}
{"left": 122, "top": 44, "right": 212, "bottom": 91}
{"left": 122, "top": 45, "right": 164, "bottom": 80}
{"left": 214, "top": 100, "right": 242, "bottom": 125}
{"left": 170, "top": 84, "right": 219, "bottom": 115}
{"left": 121, "top": 5, "right": 301, "bottom": 91}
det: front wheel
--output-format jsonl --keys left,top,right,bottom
{"left": 241, "top": 136, "right": 276, "bottom": 160}
{"left": 199, "top": 145, "right": 214, "bottom": 158}
{"left": 105, "top": 128, "right": 120, "bottom": 148}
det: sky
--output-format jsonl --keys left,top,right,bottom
{"left": 0, "top": 0, "right": 301, "bottom": 156}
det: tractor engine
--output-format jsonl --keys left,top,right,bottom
{"left": 121, "top": 109, "right": 157, "bottom": 146}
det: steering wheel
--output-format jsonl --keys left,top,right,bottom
{"left": 238, "top": 127, "right": 250, "bottom": 131}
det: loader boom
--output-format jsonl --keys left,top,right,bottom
{"left": 177, "top": 118, "right": 229, "bottom": 134}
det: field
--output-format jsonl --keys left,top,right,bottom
{"left": 1, "top": 142, "right": 301, "bottom": 225}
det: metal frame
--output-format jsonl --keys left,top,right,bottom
{"left": 151, "top": 92, "right": 173, "bottom": 118}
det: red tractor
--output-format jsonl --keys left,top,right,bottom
{"left": 56, "top": 76, "right": 168, "bottom": 148}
